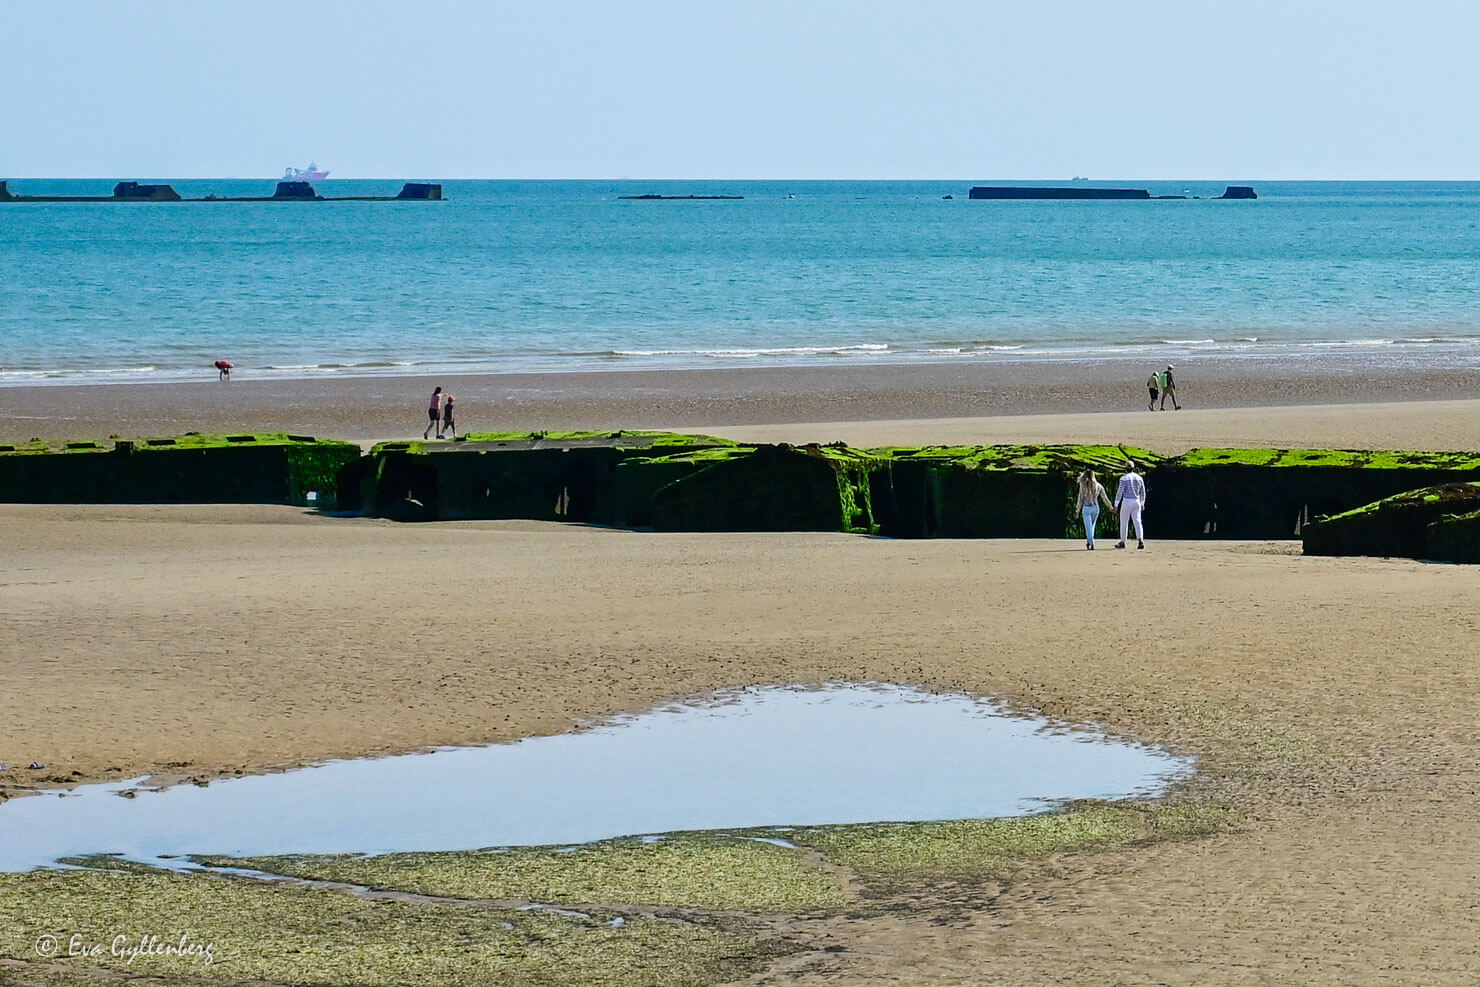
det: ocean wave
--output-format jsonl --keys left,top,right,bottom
{"left": 77, "top": 366, "right": 158, "bottom": 376}
{"left": 9, "top": 333, "right": 1480, "bottom": 388}
{"left": 608, "top": 343, "right": 892, "bottom": 359}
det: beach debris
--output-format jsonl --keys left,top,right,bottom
{"left": 27, "top": 762, "right": 45, "bottom": 770}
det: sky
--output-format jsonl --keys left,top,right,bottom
{"left": 3, "top": 0, "right": 1477, "bottom": 180}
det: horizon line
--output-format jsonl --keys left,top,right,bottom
{"left": 7, "top": 175, "right": 1480, "bottom": 183}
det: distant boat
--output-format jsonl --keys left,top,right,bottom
{"left": 1070, "top": 176, "right": 1089, "bottom": 182}
{"left": 283, "top": 162, "right": 329, "bottom": 181}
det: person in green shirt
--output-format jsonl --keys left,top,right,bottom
{"left": 1160, "top": 365, "right": 1181, "bottom": 410}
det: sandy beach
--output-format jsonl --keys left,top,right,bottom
{"left": 4, "top": 366, "right": 1480, "bottom": 983}
{"left": 4, "top": 354, "right": 1480, "bottom": 447}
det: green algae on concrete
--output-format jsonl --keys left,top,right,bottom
{"left": 454, "top": 429, "right": 743, "bottom": 449}
{"left": 0, "top": 433, "right": 359, "bottom": 508}
{"left": 1153, "top": 448, "right": 1480, "bottom": 540}
{"left": 870, "top": 443, "right": 1161, "bottom": 474}
{"left": 647, "top": 443, "right": 882, "bottom": 534}
{"left": 201, "top": 831, "right": 849, "bottom": 914}
{"left": 1427, "top": 507, "right": 1480, "bottom": 564}
{"left": 1174, "top": 448, "right": 1480, "bottom": 470}
{"left": 1301, "top": 481, "right": 1480, "bottom": 559}
{"left": 355, "top": 430, "right": 740, "bottom": 523}
{"left": 0, "top": 866, "right": 780, "bottom": 987}
{"left": 865, "top": 444, "right": 1160, "bottom": 539}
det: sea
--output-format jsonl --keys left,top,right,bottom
{"left": 2, "top": 179, "right": 1478, "bottom": 386}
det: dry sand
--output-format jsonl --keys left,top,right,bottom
{"left": 3, "top": 370, "right": 1480, "bottom": 983}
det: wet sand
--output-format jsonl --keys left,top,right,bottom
{"left": 4, "top": 367, "right": 1480, "bottom": 982}
{"left": 4, "top": 354, "right": 1480, "bottom": 445}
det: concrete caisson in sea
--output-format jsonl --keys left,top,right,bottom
{"left": 969, "top": 185, "right": 1150, "bottom": 200}
{"left": 0, "top": 180, "right": 444, "bottom": 203}
{"left": 968, "top": 184, "right": 1259, "bottom": 201}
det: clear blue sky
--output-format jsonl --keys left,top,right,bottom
{"left": 3, "top": 0, "right": 1476, "bottom": 179}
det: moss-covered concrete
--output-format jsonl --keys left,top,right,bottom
{"left": 1174, "top": 448, "right": 1480, "bottom": 470}
{"left": 453, "top": 430, "right": 742, "bottom": 450}
{"left": 0, "top": 433, "right": 359, "bottom": 508}
{"left": 865, "top": 445, "right": 1159, "bottom": 538}
{"left": 1301, "top": 482, "right": 1480, "bottom": 559}
{"left": 356, "top": 431, "right": 739, "bottom": 524}
{"left": 1151, "top": 449, "right": 1480, "bottom": 540}
{"left": 648, "top": 444, "right": 882, "bottom": 533}
{"left": 15, "top": 433, "right": 1480, "bottom": 546}
{"left": 1427, "top": 508, "right": 1480, "bottom": 564}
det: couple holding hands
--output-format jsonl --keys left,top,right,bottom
{"left": 1076, "top": 464, "right": 1147, "bottom": 550}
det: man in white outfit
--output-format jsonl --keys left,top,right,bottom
{"left": 1114, "top": 461, "right": 1147, "bottom": 549}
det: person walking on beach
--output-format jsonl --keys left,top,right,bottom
{"left": 424, "top": 386, "right": 443, "bottom": 439}
{"left": 214, "top": 359, "right": 232, "bottom": 382}
{"left": 441, "top": 393, "right": 456, "bottom": 438}
{"left": 1160, "top": 365, "right": 1181, "bottom": 410}
{"left": 1146, "top": 371, "right": 1160, "bottom": 411}
{"left": 1114, "top": 461, "right": 1147, "bottom": 549}
{"left": 1075, "top": 469, "right": 1115, "bottom": 549}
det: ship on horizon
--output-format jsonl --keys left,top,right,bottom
{"left": 283, "top": 162, "right": 329, "bottom": 181}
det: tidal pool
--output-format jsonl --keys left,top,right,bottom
{"left": 0, "top": 683, "right": 1191, "bottom": 871}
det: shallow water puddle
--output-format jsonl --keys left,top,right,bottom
{"left": 0, "top": 683, "right": 1191, "bottom": 871}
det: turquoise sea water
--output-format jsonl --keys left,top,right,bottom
{"left": 2, "top": 180, "right": 1478, "bottom": 385}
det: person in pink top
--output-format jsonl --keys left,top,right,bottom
{"left": 424, "top": 386, "right": 443, "bottom": 439}
{"left": 1113, "top": 461, "right": 1147, "bottom": 549}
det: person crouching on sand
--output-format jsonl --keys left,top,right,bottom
{"left": 424, "top": 386, "right": 443, "bottom": 439}
{"left": 214, "top": 359, "right": 232, "bottom": 381}
{"left": 1114, "top": 461, "right": 1147, "bottom": 550}
{"left": 441, "top": 393, "right": 456, "bottom": 438}
{"left": 1075, "top": 469, "right": 1116, "bottom": 550}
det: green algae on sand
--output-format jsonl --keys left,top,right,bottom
{"left": 0, "top": 865, "right": 782, "bottom": 987}
{"left": 201, "top": 831, "right": 850, "bottom": 913}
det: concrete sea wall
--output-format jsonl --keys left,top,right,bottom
{"left": 7, "top": 431, "right": 1480, "bottom": 560}
{"left": 0, "top": 434, "right": 360, "bottom": 508}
